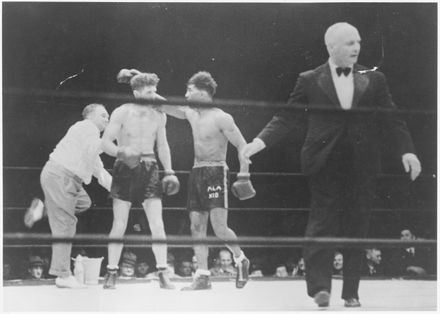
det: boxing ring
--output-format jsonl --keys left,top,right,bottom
{"left": 3, "top": 277, "right": 437, "bottom": 311}
{"left": 3, "top": 88, "right": 437, "bottom": 312}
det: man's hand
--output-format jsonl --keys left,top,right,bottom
{"left": 240, "top": 138, "right": 266, "bottom": 164}
{"left": 402, "top": 153, "right": 421, "bottom": 181}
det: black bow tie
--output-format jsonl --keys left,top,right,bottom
{"left": 336, "top": 67, "right": 351, "bottom": 77}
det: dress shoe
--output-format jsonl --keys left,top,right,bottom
{"left": 314, "top": 290, "right": 330, "bottom": 307}
{"left": 24, "top": 198, "right": 44, "bottom": 228}
{"left": 344, "top": 298, "right": 361, "bottom": 307}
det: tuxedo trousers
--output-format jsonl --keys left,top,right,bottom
{"left": 303, "top": 141, "right": 376, "bottom": 300}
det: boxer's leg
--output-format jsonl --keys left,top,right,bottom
{"left": 103, "top": 198, "right": 131, "bottom": 289}
{"left": 210, "top": 207, "right": 249, "bottom": 288}
{"left": 181, "top": 210, "right": 211, "bottom": 290}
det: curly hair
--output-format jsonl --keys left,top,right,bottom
{"left": 187, "top": 71, "right": 218, "bottom": 97}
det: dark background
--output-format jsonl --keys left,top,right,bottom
{"left": 3, "top": 3, "right": 437, "bottom": 272}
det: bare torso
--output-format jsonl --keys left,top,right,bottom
{"left": 117, "top": 104, "right": 164, "bottom": 155}
{"left": 186, "top": 108, "right": 228, "bottom": 163}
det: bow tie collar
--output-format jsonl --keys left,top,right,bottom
{"left": 336, "top": 67, "right": 351, "bottom": 77}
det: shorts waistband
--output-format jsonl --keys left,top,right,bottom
{"left": 193, "top": 160, "right": 228, "bottom": 168}
{"left": 46, "top": 160, "right": 83, "bottom": 184}
{"left": 140, "top": 154, "right": 156, "bottom": 162}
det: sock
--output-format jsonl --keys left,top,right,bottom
{"left": 156, "top": 264, "right": 168, "bottom": 270}
{"left": 234, "top": 251, "right": 246, "bottom": 264}
{"left": 107, "top": 265, "right": 119, "bottom": 272}
{"left": 195, "top": 269, "right": 211, "bottom": 277}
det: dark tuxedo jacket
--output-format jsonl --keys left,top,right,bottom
{"left": 385, "top": 247, "right": 434, "bottom": 276}
{"left": 360, "top": 261, "right": 384, "bottom": 277}
{"left": 258, "top": 62, "right": 415, "bottom": 176}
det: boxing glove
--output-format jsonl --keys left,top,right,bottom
{"left": 162, "top": 170, "right": 180, "bottom": 195}
{"left": 231, "top": 173, "right": 256, "bottom": 200}
{"left": 117, "top": 147, "right": 141, "bottom": 169}
{"left": 116, "top": 69, "right": 141, "bottom": 83}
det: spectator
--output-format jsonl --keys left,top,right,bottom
{"left": 285, "top": 256, "right": 297, "bottom": 276}
{"left": 386, "top": 229, "right": 431, "bottom": 276}
{"left": 38, "top": 248, "right": 52, "bottom": 279}
{"left": 294, "top": 257, "right": 306, "bottom": 277}
{"left": 275, "top": 265, "right": 289, "bottom": 277}
{"left": 210, "top": 249, "right": 237, "bottom": 277}
{"left": 27, "top": 255, "right": 45, "bottom": 280}
{"left": 362, "top": 248, "right": 383, "bottom": 276}
{"left": 135, "top": 260, "right": 151, "bottom": 278}
{"left": 275, "top": 256, "right": 298, "bottom": 277}
{"left": 3, "top": 257, "right": 14, "bottom": 280}
{"left": 120, "top": 251, "right": 137, "bottom": 278}
{"left": 143, "top": 252, "right": 178, "bottom": 280}
{"left": 176, "top": 258, "right": 194, "bottom": 278}
{"left": 4, "top": 263, "right": 12, "bottom": 280}
{"left": 249, "top": 256, "right": 265, "bottom": 277}
{"left": 72, "top": 248, "right": 88, "bottom": 258}
{"left": 333, "top": 251, "right": 343, "bottom": 276}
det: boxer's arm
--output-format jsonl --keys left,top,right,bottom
{"left": 102, "top": 106, "right": 125, "bottom": 157}
{"left": 218, "top": 113, "right": 249, "bottom": 173}
{"left": 156, "top": 113, "right": 173, "bottom": 172}
{"left": 161, "top": 103, "right": 192, "bottom": 120}
{"left": 257, "top": 74, "right": 308, "bottom": 147}
{"left": 151, "top": 93, "right": 187, "bottom": 119}
{"left": 154, "top": 93, "right": 188, "bottom": 119}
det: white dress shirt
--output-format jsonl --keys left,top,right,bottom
{"left": 328, "top": 58, "right": 354, "bottom": 110}
{"left": 49, "top": 119, "right": 111, "bottom": 191}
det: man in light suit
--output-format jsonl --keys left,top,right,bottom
{"left": 242, "top": 22, "right": 421, "bottom": 308}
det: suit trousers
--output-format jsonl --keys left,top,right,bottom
{"left": 303, "top": 145, "right": 376, "bottom": 300}
{"left": 41, "top": 160, "right": 91, "bottom": 277}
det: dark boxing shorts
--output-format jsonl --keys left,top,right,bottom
{"left": 187, "top": 161, "right": 229, "bottom": 211}
{"left": 110, "top": 158, "right": 162, "bottom": 205}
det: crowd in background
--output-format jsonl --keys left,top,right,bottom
{"left": 3, "top": 228, "right": 435, "bottom": 281}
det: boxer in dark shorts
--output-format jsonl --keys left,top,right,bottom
{"left": 111, "top": 156, "right": 162, "bottom": 205}
{"left": 101, "top": 69, "right": 179, "bottom": 290}
{"left": 161, "top": 71, "right": 256, "bottom": 290}
{"left": 187, "top": 162, "right": 229, "bottom": 212}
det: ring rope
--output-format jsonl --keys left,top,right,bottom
{"left": 3, "top": 244, "right": 203, "bottom": 249}
{"left": 3, "top": 233, "right": 436, "bottom": 248}
{"left": 5, "top": 87, "right": 436, "bottom": 117}
{"left": 2, "top": 166, "right": 436, "bottom": 180}
{"left": 3, "top": 206, "right": 435, "bottom": 213}
{"left": 4, "top": 90, "right": 436, "bottom": 252}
